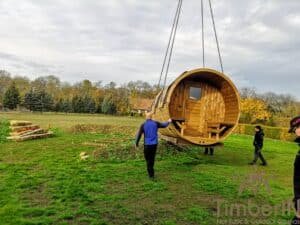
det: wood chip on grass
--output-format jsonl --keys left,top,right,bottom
{"left": 82, "top": 142, "right": 108, "bottom": 147}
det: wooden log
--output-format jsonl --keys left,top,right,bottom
{"left": 9, "top": 128, "right": 44, "bottom": 137}
{"left": 10, "top": 121, "right": 32, "bottom": 126}
{"left": 11, "top": 125, "right": 40, "bottom": 133}
{"left": 7, "top": 131, "right": 53, "bottom": 142}
{"left": 19, "top": 128, "right": 45, "bottom": 137}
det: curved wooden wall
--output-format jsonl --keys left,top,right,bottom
{"left": 152, "top": 68, "right": 240, "bottom": 146}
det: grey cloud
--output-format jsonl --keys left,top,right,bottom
{"left": 0, "top": 0, "right": 299, "bottom": 99}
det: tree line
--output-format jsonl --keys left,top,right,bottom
{"left": 0, "top": 70, "right": 157, "bottom": 115}
{"left": 239, "top": 87, "right": 300, "bottom": 126}
{"left": 0, "top": 70, "right": 299, "bottom": 126}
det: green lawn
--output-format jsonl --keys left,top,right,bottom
{"left": 0, "top": 112, "right": 298, "bottom": 225}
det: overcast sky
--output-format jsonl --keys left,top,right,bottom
{"left": 0, "top": 0, "right": 299, "bottom": 99}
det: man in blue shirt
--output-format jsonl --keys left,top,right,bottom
{"left": 289, "top": 116, "right": 300, "bottom": 225}
{"left": 135, "top": 112, "right": 172, "bottom": 178}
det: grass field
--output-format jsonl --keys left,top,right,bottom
{"left": 0, "top": 112, "right": 299, "bottom": 225}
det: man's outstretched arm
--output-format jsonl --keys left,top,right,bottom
{"left": 157, "top": 118, "right": 172, "bottom": 128}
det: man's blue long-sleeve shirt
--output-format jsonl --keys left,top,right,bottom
{"left": 135, "top": 119, "right": 170, "bottom": 146}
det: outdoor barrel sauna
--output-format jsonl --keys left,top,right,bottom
{"left": 152, "top": 68, "right": 240, "bottom": 146}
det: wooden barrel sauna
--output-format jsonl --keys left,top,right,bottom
{"left": 151, "top": 68, "right": 240, "bottom": 146}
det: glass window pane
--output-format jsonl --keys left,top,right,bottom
{"left": 189, "top": 87, "right": 201, "bottom": 100}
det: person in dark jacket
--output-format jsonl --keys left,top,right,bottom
{"left": 289, "top": 116, "right": 300, "bottom": 225}
{"left": 204, "top": 147, "right": 214, "bottom": 155}
{"left": 249, "top": 125, "right": 267, "bottom": 166}
{"left": 135, "top": 112, "right": 171, "bottom": 179}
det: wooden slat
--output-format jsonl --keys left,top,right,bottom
{"left": 10, "top": 128, "right": 44, "bottom": 137}
{"left": 11, "top": 125, "right": 40, "bottom": 133}
{"left": 10, "top": 121, "right": 32, "bottom": 126}
{"left": 7, "top": 131, "right": 53, "bottom": 142}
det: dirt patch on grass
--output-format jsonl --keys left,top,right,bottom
{"left": 22, "top": 183, "right": 50, "bottom": 207}
{"left": 86, "top": 144, "right": 139, "bottom": 161}
{"left": 70, "top": 124, "right": 136, "bottom": 135}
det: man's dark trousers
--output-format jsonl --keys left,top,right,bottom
{"left": 144, "top": 144, "right": 157, "bottom": 178}
{"left": 253, "top": 146, "right": 267, "bottom": 164}
{"left": 204, "top": 147, "right": 214, "bottom": 155}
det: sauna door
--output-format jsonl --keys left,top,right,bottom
{"left": 184, "top": 82, "right": 202, "bottom": 134}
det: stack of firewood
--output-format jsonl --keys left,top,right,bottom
{"left": 7, "top": 120, "right": 53, "bottom": 142}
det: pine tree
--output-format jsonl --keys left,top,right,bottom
{"left": 3, "top": 82, "right": 20, "bottom": 110}
{"left": 61, "top": 99, "right": 72, "bottom": 113}
{"left": 54, "top": 99, "right": 63, "bottom": 112}
{"left": 87, "top": 98, "right": 96, "bottom": 113}
{"left": 38, "top": 90, "right": 53, "bottom": 112}
{"left": 24, "top": 89, "right": 35, "bottom": 111}
{"left": 24, "top": 89, "right": 53, "bottom": 112}
{"left": 101, "top": 95, "right": 117, "bottom": 114}
{"left": 72, "top": 96, "right": 85, "bottom": 113}
{"left": 83, "top": 96, "right": 96, "bottom": 113}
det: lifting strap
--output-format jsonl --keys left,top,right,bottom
{"left": 157, "top": 0, "right": 224, "bottom": 92}
{"left": 157, "top": 0, "right": 183, "bottom": 91}
{"left": 201, "top": 0, "right": 205, "bottom": 68}
{"left": 208, "top": 0, "right": 224, "bottom": 73}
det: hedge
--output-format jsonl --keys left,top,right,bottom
{"left": 233, "top": 124, "right": 295, "bottom": 142}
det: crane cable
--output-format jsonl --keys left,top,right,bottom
{"left": 201, "top": 0, "right": 205, "bottom": 68}
{"left": 162, "top": 0, "right": 183, "bottom": 89}
{"left": 157, "top": 0, "right": 183, "bottom": 90}
{"left": 208, "top": 0, "right": 224, "bottom": 73}
{"left": 157, "top": 0, "right": 224, "bottom": 91}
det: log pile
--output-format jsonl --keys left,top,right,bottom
{"left": 7, "top": 120, "right": 53, "bottom": 142}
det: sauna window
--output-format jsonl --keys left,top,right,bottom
{"left": 189, "top": 87, "right": 201, "bottom": 100}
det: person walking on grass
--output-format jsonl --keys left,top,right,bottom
{"left": 204, "top": 147, "right": 214, "bottom": 155}
{"left": 249, "top": 125, "right": 267, "bottom": 166}
{"left": 135, "top": 112, "right": 172, "bottom": 179}
{"left": 289, "top": 116, "right": 300, "bottom": 225}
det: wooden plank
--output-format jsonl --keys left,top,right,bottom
{"left": 7, "top": 131, "right": 53, "bottom": 142}
{"left": 11, "top": 125, "right": 40, "bottom": 133}
{"left": 160, "top": 134, "right": 178, "bottom": 144}
{"left": 10, "top": 121, "right": 32, "bottom": 126}
{"left": 10, "top": 128, "right": 44, "bottom": 137}
{"left": 19, "top": 128, "right": 45, "bottom": 137}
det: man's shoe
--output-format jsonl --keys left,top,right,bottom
{"left": 149, "top": 177, "right": 157, "bottom": 182}
{"left": 260, "top": 163, "right": 267, "bottom": 166}
{"left": 291, "top": 215, "right": 300, "bottom": 225}
{"left": 248, "top": 162, "right": 255, "bottom": 165}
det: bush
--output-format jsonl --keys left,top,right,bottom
{"left": 264, "top": 126, "right": 281, "bottom": 140}
{"left": 244, "top": 124, "right": 254, "bottom": 136}
{"left": 234, "top": 124, "right": 295, "bottom": 142}
{"left": 101, "top": 95, "right": 117, "bottom": 115}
